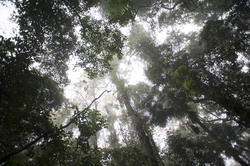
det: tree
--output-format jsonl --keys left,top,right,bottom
{"left": 2, "top": 0, "right": 125, "bottom": 83}
{"left": 0, "top": 0, "right": 125, "bottom": 164}
{"left": 114, "top": 0, "right": 250, "bottom": 127}
{"left": 102, "top": 145, "right": 147, "bottom": 166}
{"left": 128, "top": 24, "right": 249, "bottom": 165}
{"left": 0, "top": 36, "right": 109, "bottom": 164}
{"left": 0, "top": 36, "right": 63, "bottom": 163}
{"left": 110, "top": 64, "right": 164, "bottom": 166}
{"left": 164, "top": 128, "right": 225, "bottom": 166}
{"left": 1, "top": 0, "right": 250, "bottom": 165}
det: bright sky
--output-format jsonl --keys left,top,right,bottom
{"left": 0, "top": 2, "right": 18, "bottom": 37}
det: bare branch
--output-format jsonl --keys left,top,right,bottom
{"left": 61, "top": 90, "right": 110, "bottom": 129}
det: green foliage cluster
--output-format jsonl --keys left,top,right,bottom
{"left": 172, "top": 65, "right": 196, "bottom": 96}
{"left": 105, "top": 0, "right": 137, "bottom": 25}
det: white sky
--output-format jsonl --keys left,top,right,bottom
{"left": 0, "top": 2, "right": 18, "bottom": 37}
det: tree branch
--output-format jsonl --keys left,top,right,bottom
{"left": 60, "top": 90, "right": 110, "bottom": 129}
{"left": 191, "top": 98, "right": 207, "bottom": 103}
{"left": 201, "top": 117, "right": 231, "bottom": 123}
{"left": 161, "top": 1, "right": 180, "bottom": 10}
{"left": 0, "top": 90, "right": 110, "bottom": 164}
{"left": 61, "top": 0, "right": 86, "bottom": 29}
{"left": 0, "top": 133, "right": 46, "bottom": 164}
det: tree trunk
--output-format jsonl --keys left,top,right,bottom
{"left": 147, "top": 127, "right": 165, "bottom": 166}
{"left": 112, "top": 73, "right": 163, "bottom": 166}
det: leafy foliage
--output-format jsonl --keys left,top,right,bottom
{"left": 102, "top": 0, "right": 137, "bottom": 25}
{"left": 164, "top": 130, "right": 225, "bottom": 166}
{"left": 8, "top": 0, "right": 125, "bottom": 82}
{"left": 0, "top": 36, "right": 107, "bottom": 165}
{"left": 127, "top": 0, "right": 250, "bottom": 164}
{"left": 102, "top": 145, "right": 147, "bottom": 166}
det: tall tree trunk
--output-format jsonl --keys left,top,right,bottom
{"left": 147, "top": 127, "right": 165, "bottom": 166}
{"left": 188, "top": 112, "right": 248, "bottom": 166}
{"left": 112, "top": 73, "right": 164, "bottom": 166}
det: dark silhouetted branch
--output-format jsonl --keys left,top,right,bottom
{"left": 0, "top": 90, "right": 110, "bottom": 164}
{"left": 61, "top": 90, "right": 110, "bottom": 129}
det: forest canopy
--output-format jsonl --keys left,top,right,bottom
{"left": 0, "top": 0, "right": 249, "bottom": 165}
